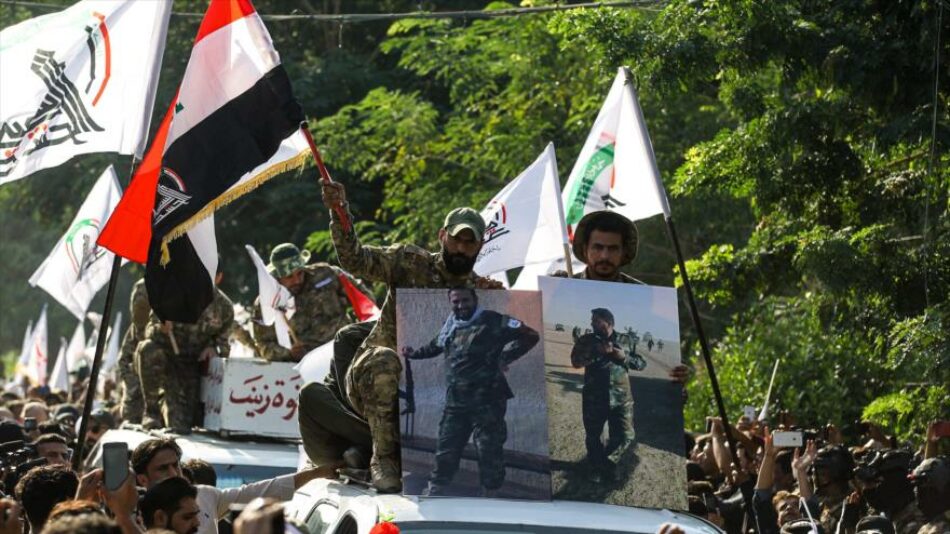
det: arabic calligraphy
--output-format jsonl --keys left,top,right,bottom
{"left": 228, "top": 373, "right": 303, "bottom": 421}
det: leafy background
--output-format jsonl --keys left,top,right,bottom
{"left": 1, "top": 0, "right": 947, "bottom": 442}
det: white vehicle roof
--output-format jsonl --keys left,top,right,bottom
{"left": 86, "top": 428, "right": 300, "bottom": 488}
{"left": 286, "top": 479, "right": 722, "bottom": 534}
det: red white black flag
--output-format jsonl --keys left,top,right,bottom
{"left": 98, "top": 0, "right": 307, "bottom": 322}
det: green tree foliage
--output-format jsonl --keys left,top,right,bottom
{"left": 1, "top": 1, "right": 946, "bottom": 443}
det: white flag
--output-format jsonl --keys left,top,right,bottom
{"left": 49, "top": 337, "right": 70, "bottom": 393}
{"left": 562, "top": 67, "right": 671, "bottom": 229}
{"left": 245, "top": 244, "right": 294, "bottom": 350}
{"left": 27, "top": 306, "right": 49, "bottom": 386}
{"left": 29, "top": 165, "right": 122, "bottom": 319}
{"left": 100, "top": 311, "right": 123, "bottom": 375}
{"left": 0, "top": 0, "right": 172, "bottom": 183}
{"left": 474, "top": 143, "right": 568, "bottom": 276}
{"left": 66, "top": 321, "right": 86, "bottom": 372}
{"left": 294, "top": 341, "right": 334, "bottom": 384}
{"left": 14, "top": 319, "right": 33, "bottom": 381}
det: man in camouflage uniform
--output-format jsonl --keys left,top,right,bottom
{"left": 402, "top": 288, "right": 539, "bottom": 496}
{"left": 136, "top": 272, "right": 234, "bottom": 433}
{"left": 571, "top": 307, "right": 645, "bottom": 481}
{"left": 253, "top": 243, "right": 372, "bottom": 362}
{"left": 910, "top": 457, "right": 950, "bottom": 534}
{"left": 854, "top": 450, "right": 927, "bottom": 534}
{"left": 319, "top": 181, "right": 501, "bottom": 492}
{"left": 116, "top": 278, "right": 149, "bottom": 423}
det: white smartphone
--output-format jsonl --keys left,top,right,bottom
{"left": 772, "top": 431, "right": 803, "bottom": 448}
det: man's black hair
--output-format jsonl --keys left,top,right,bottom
{"left": 140, "top": 476, "right": 197, "bottom": 529}
{"left": 131, "top": 438, "right": 182, "bottom": 475}
{"left": 591, "top": 308, "right": 615, "bottom": 327}
{"left": 580, "top": 212, "right": 633, "bottom": 248}
{"left": 181, "top": 458, "right": 217, "bottom": 486}
{"left": 33, "top": 432, "right": 68, "bottom": 447}
{"left": 447, "top": 287, "right": 478, "bottom": 302}
{"left": 14, "top": 464, "right": 80, "bottom": 531}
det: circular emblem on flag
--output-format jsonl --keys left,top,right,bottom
{"left": 64, "top": 218, "right": 104, "bottom": 279}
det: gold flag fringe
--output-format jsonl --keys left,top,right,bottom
{"left": 159, "top": 149, "right": 312, "bottom": 265}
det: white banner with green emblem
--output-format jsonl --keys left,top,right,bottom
{"left": 0, "top": 0, "right": 171, "bottom": 184}
{"left": 29, "top": 165, "right": 123, "bottom": 319}
{"left": 562, "top": 67, "right": 671, "bottom": 230}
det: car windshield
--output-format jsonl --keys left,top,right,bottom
{"left": 395, "top": 522, "right": 647, "bottom": 534}
{"left": 213, "top": 463, "right": 295, "bottom": 489}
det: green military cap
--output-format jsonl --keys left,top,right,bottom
{"left": 442, "top": 207, "right": 486, "bottom": 239}
{"left": 268, "top": 243, "right": 310, "bottom": 278}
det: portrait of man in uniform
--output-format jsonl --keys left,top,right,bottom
{"left": 397, "top": 288, "right": 550, "bottom": 499}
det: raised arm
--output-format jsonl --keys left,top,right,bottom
{"left": 499, "top": 318, "right": 540, "bottom": 366}
{"left": 323, "top": 181, "right": 400, "bottom": 283}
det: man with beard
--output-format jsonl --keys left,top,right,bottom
{"left": 141, "top": 477, "right": 201, "bottom": 534}
{"left": 253, "top": 243, "right": 373, "bottom": 362}
{"left": 571, "top": 307, "right": 645, "bottom": 482}
{"left": 402, "top": 288, "right": 539, "bottom": 496}
{"left": 320, "top": 181, "right": 502, "bottom": 492}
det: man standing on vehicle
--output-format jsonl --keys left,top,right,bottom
{"left": 253, "top": 243, "right": 373, "bottom": 362}
{"left": 132, "top": 438, "right": 336, "bottom": 534}
{"left": 571, "top": 307, "right": 644, "bottom": 481}
{"left": 402, "top": 288, "right": 539, "bottom": 496}
{"left": 320, "top": 181, "right": 502, "bottom": 492}
{"left": 116, "top": 277, "right": 148, "bottom": 423}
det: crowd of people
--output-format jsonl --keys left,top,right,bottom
{"left": 684, "top": 417, "right": 949, "bottom": 534}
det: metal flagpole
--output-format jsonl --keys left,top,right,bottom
{"left": 72, "top": 157, "right": 138, "bottom": 472}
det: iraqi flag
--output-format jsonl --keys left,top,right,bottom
{"left": 97, "top": 0, "right": 307, "bottom": 322}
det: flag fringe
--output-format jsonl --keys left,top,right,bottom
{"left": 159, "top": 149, "right": 312, "bottom": 265}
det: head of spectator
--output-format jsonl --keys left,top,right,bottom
{"left": 41, "top": 513, "right": 121, "bottom": 534}
{"left": 44, "top": 391, "right": 65, "bottom": 406}
{"left": 53, "top": 404, "right": 79, "bottom": 429}
{"left": 781, "top": 519, "right": 825, "bottom": 534}
{"left": 0, "top": 419, "right": 26, "bottom": 444}
{"left": 140, "top": 477, "right": 200, "bottom": 534}
{"left": 181, "top": 458, "right": 216, "bottom": 486}
{"left": 909, "top": 456, "right": 950, "bottom": 519}
{"left": 687, "top": 495, "right": 724, "bottom": 528}
{"left": 133, "top": 438, "right": 183, "bottom": 488}
{"left": 6, "top": 399, "right": 25, "bottom": 420}
{"left": 854, "top": 515, "right": 896, "bottom": 534}
{"left": 773, "top": 449, "right": 796, "bottom": 492}
{"left": 47, "top": 499, "right": 105, "bottom": 523}
{"left": 22, "top": 401, "right": 50, "bottom": 424}
{"left": 853, "top": 449, "right": 915, "bottom": 515}
{"left": 0, "top": 406, "right": 16, "bottom": 422}
{"left": 811, "top": 445, "right": 853, "bottom": 498}
{"left": 14, "top": 464, "right": 79, "bottom": 532}
{"left": 1, "top": 391, "right": 20, "bottom": 403}
{"left": 33, "top": 433, "right": 71, "bottom": 466}
{"left": 83, "top": 408, "right": 115, "bottom": 448}
{"left": 38, "top": 421, "right": 67, "bottom": 437}
{"left": 772, "top": 490, "right": 802, "bottom": 527}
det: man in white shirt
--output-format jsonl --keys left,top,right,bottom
{"left": 132, "top": 437, "right": 339, "bottom": 534}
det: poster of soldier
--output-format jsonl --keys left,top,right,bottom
{"left": 396, "top": 288, "right": 550, "bottom": 499}
{"left": 539, "top": 276, "right": 686, "bottom": 510}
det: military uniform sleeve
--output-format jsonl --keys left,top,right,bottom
{"left": 209, "top": 294, "right": 235, "bottom": 358}
{"left": 330, "top": 203, "right": 401, "bottom": 284}
{"left": 409, "top": 337, "right": 444, "bottom": 360}
{"left": 499, "top": 315, "right": 539, "bottom": 365}
{"left": 252, "top": 298, "right": 292, "bottom": 361}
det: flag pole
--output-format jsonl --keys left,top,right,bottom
{"left": 547, "top": 143, "right": 574, "bottom": 277}
{"left": 300, "top": 124, "right": 351, "bottom": 232}
{"left": 618, "top": 66, "right": 747, "bottom": 505}
{"left": 72, "top": 158, "right": 137, "bottom": 472}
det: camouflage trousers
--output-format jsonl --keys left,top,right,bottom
{"left": 431, "top": 400, "right": 508, "bottom": 490}
{"left": 116, "top": 330, "right": 144, "bottom": 424}
{"left": 344, "top": 345, "right": 401, "bottom": 467}
{"left": 298, "top": 382, "right": 371, "bottom": 467}
{"left": 582, "top": 389, "right": 634, "bottom": 467}
{"left": 135, "top": 338, "right": 201, "bottom": 432}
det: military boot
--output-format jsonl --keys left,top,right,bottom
{"left": 371, "top": 455, "right": 401, "bottom": 493}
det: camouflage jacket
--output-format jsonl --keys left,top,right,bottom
{"left": 118, "top": 278, "right": 151, "bottom": 362}
{"left": 917, "top": 510, "right": 950, "bottom": 534}
{"left": 571, "top": 330, "right": 642, "bottom": 407}
{"left": 330, "top": 204, "right": 490, "bottom": 351}
{"left": 144, "top": 287, "right": 234, "bottom": 357}
{"left": 252, "top": 263, "right": 371, "bottom": 361}
{"left": 410, "top": 309, "right": 539, "bottom": 408}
